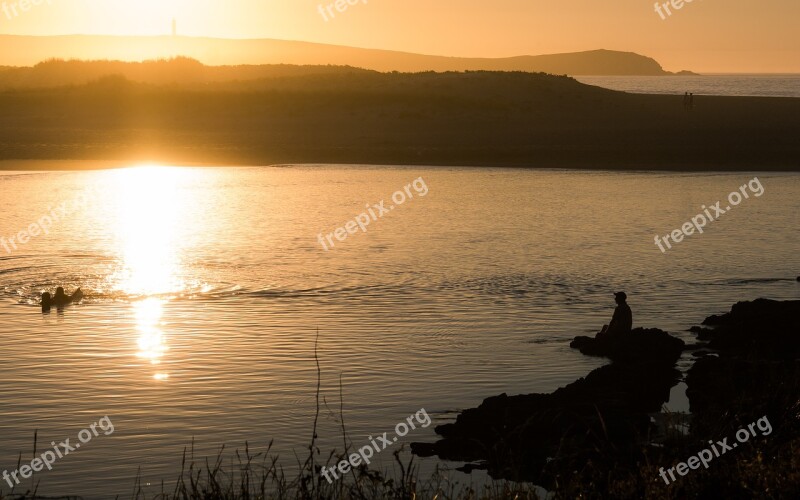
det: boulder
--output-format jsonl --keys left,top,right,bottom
{"left": 570, "top": 327, "right": 684, "bottom": 363}
{"left": 691, "top": 299, "right": 800, "bottom": 358}
{"left": 412, "top": 327, "right": 684, "bottom": 484}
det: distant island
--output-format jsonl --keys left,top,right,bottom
{"left": 0, "top": 59, "right": 796, "bottom": 171}
{"left": 0, "top": 35, "right": 692, "bottom": 75}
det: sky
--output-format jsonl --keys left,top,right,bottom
{"left": 0, "top": 0, "right": 797, "bottom": 73}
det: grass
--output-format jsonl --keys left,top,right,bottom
{"left": 5, "top": 434, "right": 796, "bottom": 499}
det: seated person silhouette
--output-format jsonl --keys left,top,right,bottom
{"left": 42, "top": 287, "right": 83, "bottom": 311}
{"left": 596, "top": 291, "right": 632, "bottom": 340}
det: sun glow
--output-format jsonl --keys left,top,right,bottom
{"left": 108, "top": 165, "right": 189, "bottom": 297}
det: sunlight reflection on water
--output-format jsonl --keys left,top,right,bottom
{"left": 134, "top": 297, "right": 170, "bottom": 381}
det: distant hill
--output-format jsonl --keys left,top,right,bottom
{"left": 0, "top": 35, "right": 681, "bottom": 75}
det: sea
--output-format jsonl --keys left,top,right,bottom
{"left": 575, "top": 74, "right": 800, "bottom": 98}
{"left": 1, "top": 165, "right": 799, "bottom": 498}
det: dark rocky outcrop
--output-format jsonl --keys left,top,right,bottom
{"left": 570, "top": 327, "right": 685, "bottom": 363}
{"left": 690, "top": 299, "right": 800, "bottom": 358}
{"left": 412, "top": 299, "right": 800, "bottom": 495}
{"left": 686, "top": 356, "right": 800, "bottom": 435}
{"left": 687, "top": 299, "right": 800, "bottom": 439}
{"left": 412, "top": 328, "right": 684, "bottom": 484}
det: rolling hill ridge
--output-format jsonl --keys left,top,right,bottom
{"left": 0, "top": 35, "right": 684, "bottom": 75}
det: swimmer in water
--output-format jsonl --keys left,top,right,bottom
{"left": 41, "top": 287, "right": 83, "bottom": 311}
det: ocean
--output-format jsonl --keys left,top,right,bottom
{"left": 1, "top": 165, "right": 799, "bottom": 498}
{"left": 575, "top": 74, "right": 800, "bottom": 98}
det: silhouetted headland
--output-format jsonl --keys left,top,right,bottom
{"left": 0, "top": 36, "right": 687, "bottom": 74}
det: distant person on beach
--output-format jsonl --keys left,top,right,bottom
{"left": 597, "top": 292, "right": 632, "bottom": 340}
{"left": 689, "top": 93, "right": 695, "bottom": 110}
{"left": 683, "top": 92, "right": 690, "bottom": 111}
{"left": 42, "top": 287, "right": 83, "bottom": 311}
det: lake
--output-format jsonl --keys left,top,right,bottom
{"left": 1, "top": 165, "right": 798, "bottom": 498}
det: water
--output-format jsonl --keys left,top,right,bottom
{"left": 1, "top": 165, "right": 799, "bottom": 498}
{"left": 575, "top": 74, "right": 800, "bottom": 98}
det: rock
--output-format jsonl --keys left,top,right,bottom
{"left": 686, "top": 356, "right": 800, "bottom": 439}
{"left": 412, "top": 299, "right": 800, "bottom": 492}
{"left": 570, "top": 327, "right": 684, "bottom": 362}
{"left": 694, "top": 299, "right": 800, "bottom": 358}
{"left": 412, "top": 327, "right": 684, "bottom": 484}
{"left": 687, "top": 299, "right": 800, "bottom": 441}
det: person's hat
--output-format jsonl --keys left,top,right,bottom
{"left": 614, "top": 291, "right": 627, "bottom": 300}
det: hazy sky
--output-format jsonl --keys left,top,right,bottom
{"left": 0, "top": 0, "right": 797, "bottom": 72}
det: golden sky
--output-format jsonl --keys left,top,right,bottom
{"left": 0, "top": 0, "right": 797, "bottom": 73}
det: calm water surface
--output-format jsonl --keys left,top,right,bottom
{"left": 1, "top": 165, "right": 799, "bottom": 498}
{"left": 575, "top": 74, "right": 800, "bottom": 97}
